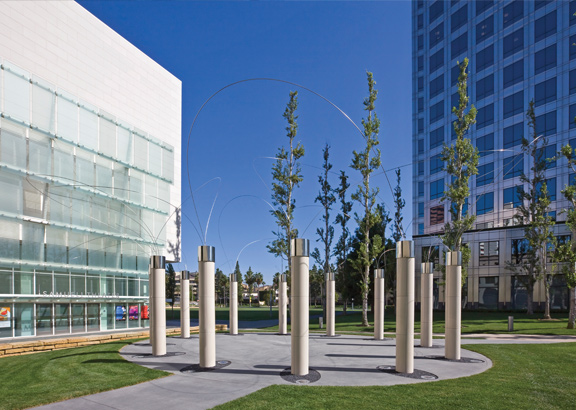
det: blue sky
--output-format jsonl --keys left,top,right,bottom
{"left": 78, "top": 0, "right": 413, "bottom": 284}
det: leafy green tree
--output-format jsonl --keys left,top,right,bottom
{"left": 215, "top": 268, "right": 228, "bottom": 307}
{"left": 233, "top": 261, "right": 243, "bottom": 306}
{"left": 309, "top": 265, "right": 324, "bottom": 307}
{"left": 311, "top": 144, "right": 337, "bottom": 317}
{"left": 392, "top": 168, "right": 405, "bottom": 243}
{"left": 254, "top": 272, "right": 264, "bottom": 300}
{"left": 350, "top": 71, "right": 384, "bottom": 326}
{"left": 554, "top": 142, "right": 576, "bottom": 328}
{"left": 334, "top": 171, "right": 353, "bottom": 312}
{"left": 440, "top": 58, "right": 478, "bottom": 283}
{"left": 165, "top": 263, "right": 177, "bottom": 313}
{"left": 244, "top": 267, "right": 256, "bottom": 306}
{"left": 506, "top": 101, "right": 555, "bottom": 316}
{"left": 268, "top": 91, "right": 305, "bottom": 283}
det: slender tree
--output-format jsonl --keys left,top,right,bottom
{"left": 311, "top": 144, "right": 336, "bottom": 318}
{"left": 233, "top": 261, "right": 243, "bottom": 306}
{"left": 506, "top": 101, "right": 555, "bottom": 316}
{"left": 441, "top": 58, "right": 478, "bottom": 283}
{"left": 268, "top": 91, "right": 305, "bottom": 284}
{"left": 215, "top": 268, "right": 228, "bottom": 307}
{"left": 165, "top": 263, "right": 177, "bottom": 317}
{"left": 244, "top": 267, "right": 256, "bottom": 306}
{"left": 552, "top": 142, "right": 576, "bottom": 327}
{"left": 254, "top": 272, "right": 264, "bottom": 301}
{"left": 392, "top": 168, "right": 405, "bottom": 243}
{"left": 334, "top": 171, "right": 353, "bottom": 312}
{"left": 350, "top": 72, "right": 384, "bottom": 327}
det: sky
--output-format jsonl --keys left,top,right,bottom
{"left": 77, "top": 0, "right": 413, "bottom": 285}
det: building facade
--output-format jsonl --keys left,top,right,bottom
{"left": 0, "top": 2, "right": 181, "bottom": 338}
{"left": 412, "top": 0, "right": 574, "bottom": 310}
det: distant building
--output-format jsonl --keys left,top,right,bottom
{"left": 0, "top": 2, "right": 181, "bottom": 339}
{"left": 412, "top": 0, "right": 572, "bottom": 311}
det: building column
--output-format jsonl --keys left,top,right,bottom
{"left": 326, "top": 271, "right": 335, "bottom": 337}
{"left": 291, "top": 238, "right": 309, "bottom": 376}
{"left": 150, "top": 256, "right": 166, "bottom": 356}
{"left": 279, "top": 273, "right": 288, "bottom": 335}
{"left": 396, "top": 240, "right": 414, "bottom": 374}
{"left": 374, "top": 268, "right": 385, "bottom": 340}
{"left": 199, "top": 246, "right": 216, "bottom": 368}
{"left": 229, "top": 273, "right": 238, "bottom": 335}
{"left": 181, "top": 270, "right": 190, "bottom": 339}
{"left": 445, "top": 251, "right": 461, "bottom": 360}
{"left": 420, "top": 262, "right": 433, "bottom": 347}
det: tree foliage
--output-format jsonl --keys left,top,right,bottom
{"left": 268, "top": 91, "right": 305, "bottom": 280}
{"left": 392, "top": 168, "right": 405, "bottom": 243}
{"left": 165, "top": 263, "right": 177, "bottom": 310}
{"left": 233, "top": 261, "right": 243, "bottom": 305}
{"left": 350, "top": 71, "right": 383, "bottom": 327}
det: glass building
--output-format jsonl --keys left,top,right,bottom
{"left": 0, "top": 3, "right": 181, "bottom": 338}
{"left": 412, "top": 0, "right": 573, "bottom": 310}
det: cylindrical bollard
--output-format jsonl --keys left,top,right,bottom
{"left": 279, "top": 274, "right": 288, "bottom": 335}
{"left": 199, "top": 246, "right": 216, "bottom": 368}
{"left": 445, "top": 251, "right": 462, "bottom": 360}
{"left": 291, "top": 238, "right": 310, "bottom": 376}
{"left": 374, "top": 268, "right": 385, "bottom": 340}
{"left": 181, "top": 270, "right": 190, "bottom": 338}
{"left": 150, "top": 256, "right": 166, "bottom": 356}
{"left": 420, "top": 262, "right": 434, "bottom": 347}
{"left": 396, "top": 241, "right": 414, "bottom": 374}
{"left": 508, "top": 316, "right": 514, "bottom": 332}
{"left": 149, "top": 264, "right": 155, "bottom": 349}
{"left": 229, "top": 273, "right": 238, "bottom": 335}
{"left": 326, "top": 271, "right": 335, "bottom": 337}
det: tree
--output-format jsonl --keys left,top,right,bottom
{"left": 215, "top": 268, "right": 228, "bottom": 307}
{"left": 254, "top": 272, "right": 264, "bottom": 300}
{"left": 311, "top": 144, "right": 337, "bottom": 318}
{"left": 233, "top": 261, "right": 243, "bottom": 306}
{"left": 350, "top": 71, "right": 384, "bottom": 327}
{"left": 309, "top": 265, "right": 324, "bottom": 307}
{"left": 392, "top": 168, "right": 405, "bottom": 243}
{"left": 165, "top": 263, "right": 177, "bottom": 315}
{"left": 334, "top": 171, "right": 353, "bottom": 312}
{"left": 554, "top": 142, "right": 576, "bottom": 328}
{"left": 440, "top": 58, "right": 478, "bottom": 283}
{"left": 506, "top": 101, "right": 555, "bottom": 316}
{"left": 268, "top": 91, "right": 305, "bottom": 284}
{"left": 244, "top": 267, "right": 256, "bottom": 306}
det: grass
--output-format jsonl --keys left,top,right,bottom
{"left": 215, "top": 342, "right": 576, "bottom": 409}
{"left": 0, "top": 339, "right": 169, "bottom": 410}
{"left": 166, "top": 306, "right": 328, "bottom": 322}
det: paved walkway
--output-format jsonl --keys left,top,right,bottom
{"left": 35, "top": 332, "right": 575, "bottom": 410}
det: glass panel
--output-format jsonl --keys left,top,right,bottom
{"left": 117, "top": 126, "right": 132, "bottom": 164}
{"left": 0, "top": 174, "right": 22, "bottom": 215}
{"left": 128, "top": 304, "right": 139, "bottom": 328}
{"left": 0, "top": 220, "right": 21, "bottom": 262}
{"left": 32, "top": 83, "right": 56, "bottom": 133}
{"left": 36, "top": 304, "right": 53, "bottom": 336}
{"left": 75, "top": 151, "right": 94, "bottom": 188}
{"left": 141, "top": 303, "right": 149, "bottom": 327}
{"left": 54, "top": 303, "right": 70, "bottom": 334}
{"left": 86, "top": 275, "right": 100, "bottom": 295}
{"left": 52, "top": 141, "right": 74, "bottom": 181}
{"left": 0, "top": 303, "right": 13, "bottom": 338}
{"left": 29, "top": 130, "right": 52, "bottom": 176}
{"left": 46, "top": 227, "right": 68, "bottom": 264}
{"left": 1, "top": 125, "right": 26, "bottom": 169}
{"left": 36, "top": 272, "right": 52, "bottom": 295}
{"left": 478, "top": 276, "right": 499, "bottom": 309}
{"left": 95, "top": 161, "right": 113, "bottom": 196}
{"left": 162, "top": 148, "right": 174, "bottom": 182}
{"left": 100, "top": 303, "right": 112, "bottom": 331}
{"left": 145, "top": 175, "right": 157, "bottom": 209}
{"left": 21, "top": 223, "right": 45, "bottom": 262}
{"left": 148, "top": 142, "right": 161, "bottom": 176}
{"left": 115, "top": 277, "right": 127, "bottom": 296}
{"left": 68, "top": 231, "right": 87, "bottom": 266}
{"left": 70, "top": 191, "right": 90, "bottom": 228}
{"left": 54, "top": 274, "right": 69, "bottom": 294}
{"left": 114, "top": 165, "right": 129, "bottom": 200}
{"left": 71, "top": 275, "right": 85, "bottom": 295}
{"left": 22, "top": 178, "right": 46, "bottom": 219}
{"left": 4, "top": 69, "right": 30, "bottom": 123}
{"left": 115, "top": 304, "right": 127, "bottom": 328}
{"left": 122, "top": 241, "right": 137, "bottom": 271}
{"left": 129, "top": 170, "right": 143, "bottom": 205}
{"left": 71, "top": 303, "right": 85, "bottom": 333}
{"left": 14, "top": 303, "right": 34, "bottom": 337}
{"left": 105, "top": 238, "right": 121, "bottom": 269}
{"left": 87, "top": 235, "right": 105, "bottom": 267}
{"left": 101, "top": 276, "right": 114, "bottom": 296}
{"left": 0, "top": 269, "right": 12, "bottom": 294}
{"left": 133, "top": 133, "right": 148, "bottom": 170}
{"left": 87, "top": 303, "right": 99, "bottom": 331}
{"left": 158, "top": 181, "right": 170, "bottom": 213}
{"left": 57, "top": 95, "right": 78, "bottom": 143}
{"left": 14, "top": 271, "right": 33, "bottom": 295}
{"left": 98, "top": 117, "right": 116, "bottom": 157}
{"left": 79, "top": 106, "right": 98, "bottom": 151}
{"left": 128, "top": 278, "right": 139, "bottom": 296}
{"left": 91, "top": 196, "right": 108, "bottom": 231}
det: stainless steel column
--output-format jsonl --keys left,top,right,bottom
{"left": 229, "top": 273, "right": 238, "bottom": 335}
{"left": 374, "top": 268, "right": 385, "bottom": 340}
{"left": 150, "top": 256, "right": 166, "bottom": 356}
{"left": 326, "top": 271, "right": 335, "bottom": 337}
{"left": 420, "top": 262, "right": 433, "bottom": 348}
{"left": 199, "top": 246, "right": 216, "bottom": 368}
{"left": 291, "top": 238, "right": 309, "bottom": 376}
{"left": 445, "top": 251, "right": 461, "bottom": 360}
{"left": 395, "top": 241, "right": 414, "bottom": 373}
{"left": 181, "top": 270, "right": 190, "bottom": 339}
{"left": 279, "top": 273, "right": 288, "bottom": 335}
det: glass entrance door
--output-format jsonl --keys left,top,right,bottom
{"left": 71, "top": 303, "right": 85, "bottom": 333}
{"left": 86, "top": 304, "right": 99, "bottom": 331}
{"left": 54, "top": 304, "right": 70, "bottom": 335}
{"left": 35, "top": 304, "right": 53, "bottom": 336}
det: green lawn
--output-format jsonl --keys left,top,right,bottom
{"left": 0, "top": 339, "right": 168, "bottom": 410}
{"left": 215, "top": 342, "right": 576, "bottom": 410}
{"left": 166, "top": 306, "right": 328, "bottom": 322}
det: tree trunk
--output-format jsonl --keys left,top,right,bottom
{"left": 543, "top": 278, "right": 551, "bottom": 320}
{"left": 362, "top": 268, "right": 369, "bottom": 326}
{"left": 526, "top": 283, "right": 534, "bottom": 315}
{"left": 568, "top": 287, "right": 576, "bottom": 330}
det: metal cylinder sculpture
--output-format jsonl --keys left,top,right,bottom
{"left": 326, "top": 271, "right": 335, "bottom": 337}
{"left": 199, "top": 246, "right": 216, "bottom": 368}
{"left": 445, "top": 251, "right": 461, "bottom": 360}
{"left": 374, "top": 268, "right": 385, "bottom": 340}
{"left": 420, "top": 262, "right": 434, "bottom": 347}
{"left": 279, "top": 273, "right": 288, "bottom": 335}
{"left": 148, "top": 264, "right": 155, "bottom": 349}
{"left": 396, "top": 241, "right": 414, "bottom": 374}
{"left": 229, "top": 273, "right": 238, "bottom": 335}
{"left": 291, "top": 238, "right": 310, "bottom": 376}
{"left": 150, "top": 256, "right": 166, "bottom": 356}
{"left": 181, "top": 270, "right": 191, "bottom": 339}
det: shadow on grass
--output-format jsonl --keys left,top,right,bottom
{"left": 82, "top": 359, "right": 131, "bottom": 364}
{"left": 50, "top": 351, "right": 122, "bottom": 360}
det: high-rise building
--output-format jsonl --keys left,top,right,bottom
{"left": 0, "top": 3, "right": 181, "bottom": 339}
{"left": 412, "top": 0, "right": 574, "bottom": 311}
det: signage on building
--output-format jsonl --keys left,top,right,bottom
{"left": 41, "top": 291, "right": 122, "bottom": 298}
{"left": 0, "top": 307, "right": 10, "bottom": 328}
